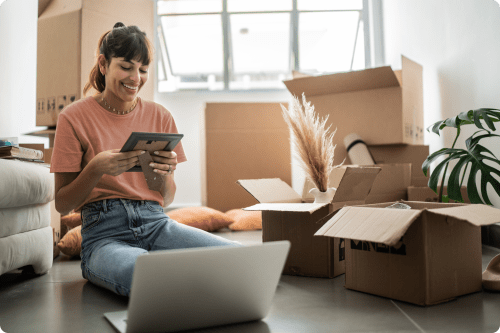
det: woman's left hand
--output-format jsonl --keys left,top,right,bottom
{"left": 149, "top": 151, "right": 177, "bottom": 175}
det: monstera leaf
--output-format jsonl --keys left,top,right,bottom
{"left": 428, "top": 108, "right": 500, "bottom": 135}
{"left": 422, "top": 130, "right": 500, "bottom": 204}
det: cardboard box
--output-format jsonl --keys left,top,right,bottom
{"left": 36, "top": 0, "right": 154, "bottom": 126}
{"left": 25, "top": 129, "right": 56, "bottom": 148}
{"left": 407, "top": 186, "right": 470, "bottom": 203}
{"left": 302, "top": 164, "right": 411, "bottom": 204}
{"left": 315, "top": 201, "right": 500, "bottom": 305}
{"left": 283, "top": 55, "right": 424, "bottom": 165}
{"left": 237, "top": 166, "right": 381, "bottom": 278}
{"left": 201, "top": 103, "right": 291, "bottom": 213}
{"left": 368, "top": 144, "right": 430, "bottom": 186}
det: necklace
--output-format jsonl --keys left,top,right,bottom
{"left": 101, "top": 95, "right": 137, "bottom": 115}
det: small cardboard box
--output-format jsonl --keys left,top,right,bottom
{"left": 407, "top": 186, "right": 470, "bottom": 203}
{"left": 302, "top": 164, "right": 411, "bottom": 205}
{"left": 237, "top": 166, "right": 381, "bottom": 278}
{"left": 283, "top": 55, "right": 423, "bottom": 165}
{"left": 36, "top": 0, "right": 154, "bottom": 126}
{"left": 315, "top": 201, "right": 500, "bottom": 305}
{"left": 368, "top": 144, "right": 430, "bottom": 186}
{"left": 201, "top": 102, "right": 291, "bottom": 213}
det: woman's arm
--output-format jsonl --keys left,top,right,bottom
{"left": 149, "top": 150, "right": 178, "bottom": 208}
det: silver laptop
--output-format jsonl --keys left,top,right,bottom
{"left": 104, "top": 241, "right": 290, "bottom": 333}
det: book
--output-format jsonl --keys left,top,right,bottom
{"left": 0, "top": 145, "right": 44, "bottom": 160}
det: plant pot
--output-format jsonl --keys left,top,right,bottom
{"left": 309, "top": 187, "right": 336, "bottom": 204}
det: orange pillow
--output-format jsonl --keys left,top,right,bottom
{"left": 226, "top": 209, "right": 262, "bottom": 231}
{"left": 61, "top": 212, "right": 82, "bottom": 238}
{"left": 57, "top": 225, "right": 81, "bottom": 257}
{"left": 167, "top": 207, "right": 234, "bottom": 232}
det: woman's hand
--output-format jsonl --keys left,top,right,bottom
{"left": 90, "top": 149, "right": 145, "bottom": 177}
{"left": 149, "top": 151, "right": 177, "bottom": 175}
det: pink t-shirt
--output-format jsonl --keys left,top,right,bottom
{"left": 50, "top": 96, "right": 187, "bottom": 212}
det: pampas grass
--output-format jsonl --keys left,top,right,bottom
{"left": 281, "top": 93, "right": 341, "bottom": 192}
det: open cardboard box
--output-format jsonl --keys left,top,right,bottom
{"left": 315, "top": 201, "right": 500, "bottom": 305}
{"left": 283, "top": 55, "right": 424, "bottom": 165}
{"left": 302, "top": 164, "right": 411, "bottom": 204}
{"left": 408, "top": 186, "right": 470, "bottom": 203}
{"left": 237, "top": 166, "right": 381, "bottom": 278}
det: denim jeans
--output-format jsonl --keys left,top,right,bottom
{"left": 80, "top": 199, "right": 241, "bottom": 297}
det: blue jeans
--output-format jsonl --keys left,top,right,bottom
{"left": 80, "top": 199, "right": 241, "bottom": 296}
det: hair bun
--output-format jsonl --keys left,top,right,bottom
{"left": 113, "top": 22, "right": 126, "bottom": 29}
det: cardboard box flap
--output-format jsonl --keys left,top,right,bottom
{"left": 315, "top": 206, "right": 422, "bottom": 246}
{"left": 331, "top": 166, "right": 381, "bottom": 203}
{"left": 427, "top": 205, "right": 500, "bottom": 227}
{"left": 243, "top": 202, "right": 330, "bottom": 213}
{"left": 236, "top": 179, "right": 302, "bottom": 204}
{"left": 283, "top": 66, "right": 400, "bottom": 97}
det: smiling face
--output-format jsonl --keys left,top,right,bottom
{"left": 99, "top": 55, "right": 149, "bottom": 109}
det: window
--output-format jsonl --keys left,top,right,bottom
{"left": 157, "top": 0, "right": 378, "bottom": 92}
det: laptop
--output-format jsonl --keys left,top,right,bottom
{"left": 104, "top": 241, "right": 290, "bottom": 333}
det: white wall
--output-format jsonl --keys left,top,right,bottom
{"left": 0, "top": 0, "right": 48, "bottom": 146}
{"left": 383, "top": 0, "right": 500, "bottom": 207}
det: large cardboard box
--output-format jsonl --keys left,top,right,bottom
{"left": 283, "top": 55, "right": 424, "bottom": 165}
{"left": 237, "top": 166, "right": 381, "bottom": 278}
{"left": 201, "top": 103, "right": 291, "bottom": 213}
{"left": 302, "top": 164, "right": 411, "bottom": 204}
{"left": 408, "top": 186, "right": 470, "bottom": 203}
{"left": 36, "top": 0, "right": 154, "bottom": 126}
{"left": 315, "top": 201, "right": 500, "bottom": 305}
{"left": 368, "top": 144, "right": 430, "bottom": 186}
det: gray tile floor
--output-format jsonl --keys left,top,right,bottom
{"left": 1, "top": 230, "right": 500, "bottom": 333}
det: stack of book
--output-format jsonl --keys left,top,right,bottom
{"left": 0, "top": 145, "right": 45, "bottom": 164}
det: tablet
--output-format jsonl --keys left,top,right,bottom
{"left": 120, "top": 132, "right": 184, "bottom": 172}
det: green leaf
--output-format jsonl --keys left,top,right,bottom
{"left": 441, "top": 195, "right": 450, "bottom": 203}
{"left": 446, "top": 155, "right": 471, "bottom": 202}
{"left": 427, "top": 108, "right": 500, "bottom": 136}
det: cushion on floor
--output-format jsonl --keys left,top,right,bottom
{"left": 0, "top": 203, "right": 51, "bottom": 238}
{"left": 0, "top": 226, "right": 53, "bottom": 275}
{"left": 0, "top": 160, "right": 54, "bottom": 209}
{"left": 226, "top": 209, "right": 262, "bottom": 231}
{"left": 57, "top": 225, "right": 81, "bottom": 257}
{"left": 167, "top": 207, "right": 234, "bottom": 231}
{"left": 61, "top": 212, "right": 82, "bottom": 238}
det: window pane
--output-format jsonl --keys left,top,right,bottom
{"left": 298, "top": 0, "right": 362, "bottom": 11}
{"left": 351, "top": 21, "right": 365, "bottom": 71}
{"left": 227, "top": 0, "right": 292, "bottom": 12}
{"left": 299, "top": 12, "right": 360, "bottom": 73}
{"left": 161, "top": 15, "right": 223, "bottom": 76}
{"left": 230, "top": 13, "right": 290, "bottom": 73}
{"left": 157, "top": 0, "right": 222, "bottom": 15}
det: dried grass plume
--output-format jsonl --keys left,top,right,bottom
{"left": 281, "top": 93, "right": 342, "bottom": 192}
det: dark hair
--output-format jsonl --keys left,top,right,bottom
{"left": 83, "top": 22, "right": 154, "bottom": 96}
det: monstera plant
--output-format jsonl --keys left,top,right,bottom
{"left": 422, "top": 108, "right": 500, "bottom": 204}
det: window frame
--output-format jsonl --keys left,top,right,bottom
{"left": 155, "top": 0, "right": 384, "bottom": 92}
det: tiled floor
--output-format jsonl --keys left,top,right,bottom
{"left": 1, "top": 230, "right": 500, "bottom": 333}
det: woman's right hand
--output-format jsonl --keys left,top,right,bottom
{"left": 90, "top": 149, "right": 145, "bottom": 177}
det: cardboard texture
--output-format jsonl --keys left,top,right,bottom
{"left": 315, "top": 201, "right": 500, "bottom": 305}
{"left": 237, "top": 166, "right": 381, "bottom": 278}
{"left": 368, "top": 144, "right": 430, "bottom": 186}
{"left": 407, "top": 186, "right": 470, "bottom": 203}
{"left": 201, "top": 103, "right": 291, "bottom": 213}
{"left": 36, "top": 0, "right": 154, "bottom": 126}
{"left": 302, "top": 164, "right": 411, "bottom": 204}
{"left": 283, "top": 55, "right": 424, "bottom": 166}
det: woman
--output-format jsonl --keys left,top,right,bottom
{"left": 51, "top": 22, "right": 240, "bottom": 297}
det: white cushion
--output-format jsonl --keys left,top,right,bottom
{"left": 0, "top": 226, "right": 53, "bottom": 275}
{"left": 0, "top": 159, "right": 55, "bottom": 208}
{"left": 0, "top": 203, "right": 51, "bottom": 238}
